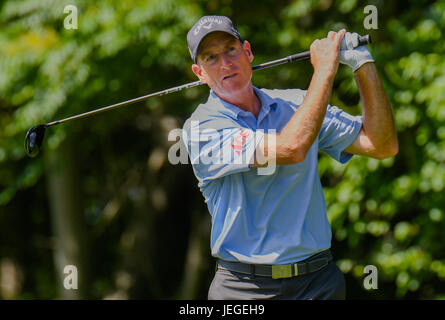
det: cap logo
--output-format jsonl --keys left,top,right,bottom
{"left": 193, "top": 17, "right": 224, "bottom": 36}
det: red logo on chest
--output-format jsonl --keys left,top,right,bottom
{"left": 231, "top": 130, "right": 249, "bottom": 155}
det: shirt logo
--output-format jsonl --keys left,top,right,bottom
{"left": 231, "top": 130, "right": 249, "bottom": 156}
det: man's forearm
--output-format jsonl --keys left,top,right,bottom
{"left": 255, "top": 31, "right": 344, "bottom": 166}
{"left": 277, "top": 70, "right": 335, "bottom": 161}
{"left": 354, "top": 63, "right": 398, "bottom": 156}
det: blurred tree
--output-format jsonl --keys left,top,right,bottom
{"left": 45, "top": 137, "right": 90, "bottom": 298}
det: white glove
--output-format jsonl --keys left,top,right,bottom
{"left": 340, "top": 32, "right": 374, "bottom": 72}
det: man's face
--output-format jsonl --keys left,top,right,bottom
{"left": 191, "top": 32, "right": 254, "bottom": 99}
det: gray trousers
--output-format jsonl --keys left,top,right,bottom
{"left": 208, "top": 257, "right": 346, "bottom": 300}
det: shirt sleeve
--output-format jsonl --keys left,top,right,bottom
{"left": 318, "top": 105, "right": 363, "bottom": 163}
{"left": 183, "top": 116, "right": 264, "bottom": 187}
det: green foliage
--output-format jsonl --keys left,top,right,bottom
{"left": 1, "top": 0, "right": 444, "bottom": 299}
{"left": 318, "top": 0, "right": 445, "bottom": 299}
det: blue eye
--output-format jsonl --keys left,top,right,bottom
{"left": 227, "top": 46, "right": 237, "bottom": 55}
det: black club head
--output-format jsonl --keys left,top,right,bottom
{"left": 25, "top": 125, "right": 46, "bottom": 157}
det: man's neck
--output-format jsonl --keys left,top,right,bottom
{"left": 215, "top": 84, "right": 262, "bottom": 119}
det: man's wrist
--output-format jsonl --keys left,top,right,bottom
{"left": 354, "top": 60, "right": 375, "bottom": 73}
{"left": 312, "top": 68, "right": 336, "bottom": 85}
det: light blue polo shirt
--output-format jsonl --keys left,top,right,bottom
{"left": 182, "top": 86, "right": 362, "bottom": 265}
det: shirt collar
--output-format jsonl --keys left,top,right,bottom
{"left": 253, "top": 86, "right": 277, "bottom": 115}
{"left": 209, "top": 89, "right": 243, "bottom": 118}
{"left": 209, "top": 86, "right": 277, "bottom": 119}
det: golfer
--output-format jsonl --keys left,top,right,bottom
{"left": 182, "top": 16, "right": 398, "bottom": 299}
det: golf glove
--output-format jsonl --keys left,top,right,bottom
{"left": 340, "top": 32, "right": 375, "bottom": 72}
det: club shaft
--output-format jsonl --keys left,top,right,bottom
{"left": 46, "top": 80, "right": 203, "bottom": 127}
{"left": 45, "top": 34, "right": 371, "bottom": 127}
{"left": 252, "top": 35, "right": 371, "bottom": 71}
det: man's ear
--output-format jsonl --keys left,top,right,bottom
{"left": 243, "top": 40, "right": 254, "bottom": 63}
{"left": 191, "top": 64, "right": 207, "bottom": 84}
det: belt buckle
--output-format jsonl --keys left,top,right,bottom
{"left": 272, "top": 265, "right": 292, "bottom": 279}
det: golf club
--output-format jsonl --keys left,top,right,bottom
{"left": 25, "top": 34, "right": 371, "bottom": 157}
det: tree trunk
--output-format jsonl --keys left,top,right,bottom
{"left": 45, "top": 138, "right": 90, "bottom": 299}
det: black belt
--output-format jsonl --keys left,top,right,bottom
{"left": 217, "top": 250, "right": 333, "bottom": 279}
